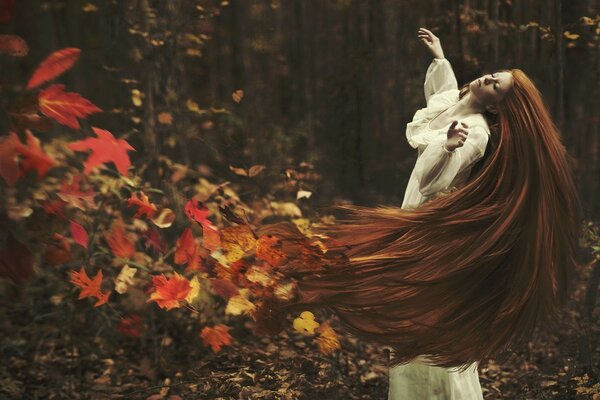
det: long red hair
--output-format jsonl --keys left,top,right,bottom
{"left": 278, "top": 69, "right": 583, "bottom": 370}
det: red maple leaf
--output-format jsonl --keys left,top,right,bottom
{"left": 11, "top": 130, "right": 55, "bottom": 181}
{"left": 0, "top": 133, "right": 19, "bottom": 186}
{"left": 67, "top": 127, "right": 135, "bottom": 176}
{"left": 200, "top": 324, "right": 233, "bottom": 353}
{"left": 104, "top": 218, "right": 136, "bottom": 258}
{"left": 174, "top": 227, "right": 205, "bottom": 273}
{"left": 70, "top": 220, "right": 89, "bottom": 249}
{"left": 57, "top": 174, "right": 97, "bottom": 211}
{"left": 147, "top": 273, "right": 191, "bottom": 310}
{"left": 70, "top": 267, "right": 110, "bottom": 307}
{"left": 38, "top": 84, "right": 102, "bottom": 130}
{"left": 39, "top": 198, "right": 67, "bottom": 219}
{"left": 27, "top": 47, "right": 81, "bottom": 89}
{"left": 184, "top": 198, "right": 218, "bottom": 232}
{"left": 127, "top": 191, "right": 157, "bottom": 218}
{"left": 116, "top": 315, "right": 145, "bottom": 338}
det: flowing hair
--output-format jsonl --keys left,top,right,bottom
{"left": 279, "top": 69, "right": 583, "bottom": 370}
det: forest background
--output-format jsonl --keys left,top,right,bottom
{"left": 0, "top": 0, "right": 599, "bottom": 399}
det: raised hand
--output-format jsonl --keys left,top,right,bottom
{"left": 445, "top": 120, "right": 469, "bottom": 151}
{"left": 418, "top": 27, "right": 445, "bottom": 60}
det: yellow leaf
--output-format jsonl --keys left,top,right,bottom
{"left": 151, "top": 208, "right": 175, "bottom": 228}
{"left": 131, "top": 89, "right": 143, "bottom": 107}
{"left": 225, "top": 289, "right": 256, "bottom": 316}
{"left": 580, "top": 16, "right": 595, "bottom": 26}
{"left": 296, "top": 189, "right": 312, "bottom": 200}
{"left": 293, "top": 311, "right": 319, "bottom": 334}
{"left": 563, "top": 31, "right": 580, "bottom": 40}
{"left": 186, "top": 275, "right": 201, "bottom": 303}
{"left": 316, "top": 321, "right": 341, "bottom": 355}
{"left": 114, "top": 264, "right": 137, "bottom": 294}
{"left": 245, "top": 266, "right": 274, "bottom": 287}
{"left": 221, "top": 225, "right": 257, "bottom": 263}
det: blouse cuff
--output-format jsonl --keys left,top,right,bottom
{"left": 441, "top": 142, "right": 456, "bottom": 154}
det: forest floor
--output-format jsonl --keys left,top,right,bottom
{"left": 1, "top": 259, "right": 599, "bottom": 400}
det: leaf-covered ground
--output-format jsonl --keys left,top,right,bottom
{"left": 1, "top": 259, "right": 598, "bottom": 400}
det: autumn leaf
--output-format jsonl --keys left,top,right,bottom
{"left": 143, "top": 226, "right": 166, "bottom": 253}
{"left": 210, "top": 278, "right": 239, "bottom": 300}
{"left": 184, "top": 198, "right": 218, "bottom": 232}
{"left": 127, "top": 191, "right": 157, "bottom": 218}
{"left": 220, "top": 224, "right": 257, "bottom": 263}
{"left": 117, "top": 315, "right": 145, "bottom": 337}
{"left": 245, "top": 265, "right": 275, "bottom": 287}
{"left": 231, "top": 89, "right": 244, "bottom": 103}
{"left": 27, "top": 48, "right": 81, "bottom": 89}
{"left": 256, "top": 234, "right": 288, "bottom": 267}
{"left": 12, "top": 130, "right": 56, "bottom": 181}
{"left": 293, "top": 311, "right": 319, "bottom": 334}
{"left": 0, "top": 34, "right": 28, "bottom": 57}
{"left": 151, "top": 208, "right": 176, "bottom": 228}
{"left": 70, "top": 220, "right": 89, "bottom": 249}
{"left": 39, "top": 198, "right": 67, "bottom": 219}
{"left": 147, "top": 272, "right": 192, "bottom": 310}
{"left": 114, "top": 264, "right": 137, "bottom": 294}
{"left": 225, "top": 288, "right": 256, "bottom": 316}
{"left": 200, "top": 324, "right": 233, "bottom": 352}
{"left": 316, "top": 321, "right": 341, "bottom": 355}
{"left": 104, "top": 218, "right": 136, "bottom": 258}
{"left": 67, "top": 126, "right": 135, "bottom": 176}
{"left": 563, "top": 31, "right": 580, "bottom": 40}
{"left": 43, "top": 233, "right": 71, "bottom": 266}
{"left": 57, "top": 174, "right": 97, "bottom": 211}
{"left": 157, "top": 112, "right": 173, "bottom": 125}
{"left": 0, "top": 133, "right": 20, "bottom": 186}
{"left": 174, "top": 227, "right": 205, "bottom": 272}
{"left": 70, "top": 266, "right": 110, "bottom": 307}
{"left": 186, "top": 275, "right": 201, "bottom": 303}
{"left": 202, "top": 224, "right": 221, "bottom": 251}
{"left": 38, "top": 84, "right": 102, "bottom": 129}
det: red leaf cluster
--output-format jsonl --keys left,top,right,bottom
{"left": 0, "top": 131, "right": 55, "bottom": 186}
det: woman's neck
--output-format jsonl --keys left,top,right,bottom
{"left": 453, "top": 92, "right": 486, "bottom": 116}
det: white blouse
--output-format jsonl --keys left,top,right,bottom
{"left": 401, "top": 58, "right": 491, "bottom": 210}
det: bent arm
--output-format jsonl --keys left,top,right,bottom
{"left": 424, "top": 58, "right": 458, "bottom": 104}
{"left": 414, "top": 126, "right": 489, "bottom": 196}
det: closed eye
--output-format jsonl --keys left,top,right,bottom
{"left": 492, "top": 73, "right": 499, "bottom": 90}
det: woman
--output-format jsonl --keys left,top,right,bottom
{"left": 275, "top": 27, "right": 582, "bottom": 399}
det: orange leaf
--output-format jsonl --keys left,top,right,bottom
{"left": 38, "top": 84, "right": 102, "bottom": 129}
{"left": 0, "top": 34, "right": 28, "bottom": 57}
{"left": 157, "top": 112, "right": 173, "bottom": 125}
{"left": 27, "top": 47, "right": 81, "bottom": 89}
{"left": 104, "top": 218, "right": 136, "bottom": 258}
{"left": 11, "top": 130, "right": 55, "bottom": 181}
{"left": 202, "top": 224, "right": 221, "bottom": 251}
{"left": 256, "top": 234, "right": 288, "bottom": 267}
{"left": 67, "top": 127, "right": 135, "bottom": 176}
{"left": 70, "top": 267, "right": 111, "bottom": 307}
{"left": 147, "top": 273, "right": 192, "bottom": 310}
{"left": 200, "top": 324, "right": 233, "bottom": 352}
{"left": 127, "top": 191, "right": 157, "bottom": 218}
{"left": 0, "top": 133, "right": 20, "bottom": 186}
{"left": 174, "top": 227, "right": 197, "bottom": 265}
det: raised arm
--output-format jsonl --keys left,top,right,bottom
{"left": 414, "top": 124, "right": 490, "bottom": 196}
{"left": 418, "top": 28, "right": 458, "bottom": 103}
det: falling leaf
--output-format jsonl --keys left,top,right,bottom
{"left": 563, "top": 31, "right": 580, "bottom": 40}
{"left": 58, "top": 174, "right": 97, "bottom": 211}
{"left": 245, "top": 265, "right": 275, "bottom": 287}
{"left": 0, "top": 134, "right": 20, "bottom": 186}
{"left": 186, "top": 99, "right": 208, "bottom": 114}
{"left": 293, "top": 311, "right": 319, "bottom": 334}
{"left": 202, "top": 224, "right": 221, "bottom": 251}
{"left": 127, "top": 191, "right": 157, "bottom": 218}
{"left": 70, "top": 220, "right": 89, "bottom": 249}
{"left": 116, "top": 315, "right": 144, "bottom": 337}
{"left": 220, "top": 224, "right": 257, "bottom": 263}
{"left": 70, "top": 267, "right": 111, "bottom": 307}
{"left": 27, "top": 47, "right": 81, "bottom": 89}
{"left": 186, "top": 275, "right": 201, "bottom": 303}
{"left": 175, "top": 228, "right": 197, "bottom": 265}
{"left": 210, "top": 278, "right": 239, "bottom": 299}
{"left": 114, "top": 264, "right": 137, "bottom": 294}
{"left": 316, "top": 321, "right": 341, "bottom": 355}
{"left": 147, "top": 272, "right": 192, "bottom": 310}
{"left": 225, "top": 288, "right": 256, "bottom": 316}
{"left": 158, "top": 112, "right": 173, "bottom": 125}
{"left": 104, "top": 218, "right": 136, "bottom": 258}
{"left": 296, "top": 189, "right": 312, "bottom": 200}
{"left": 44, "top": 233, "right": 71, "bottom": 265}
{"left": 67, "top": 126, "right": 136, "bottom": 176}
{"left": 184, "top": 198, "right": 218, "bottom": 232}
{"left": 38, "top": 84, "right": 102, "bottom": 130}
{"left": 256, "top": 234, "right": 288, "bottom": 267}
{"left": 200, "top": 324, "right": 233, "bottom": 352}
{"left": 131, "top": 89, "right": 143, "bottom": 107}
{"left": 151, "top": 208, "right": 175, "bottom": 229}
{"left": 11, "top": 130, "right": 56, "bottom": 180}
{"left": 0, "top": 34, "right": 28, "bottom": 57}
{"left": 231, "top": 89, "right": 244, "bottom": 103}
{"left": 82, "top": 3, "right": 98, "bottom": 12}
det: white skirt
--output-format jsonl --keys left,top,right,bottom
{"left": 388, "top": 355, "right": 484, "bottom": 400}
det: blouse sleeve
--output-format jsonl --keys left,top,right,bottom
{"left": 414, "top": 125, "right": 489, "bottom": 197}
{"left": 424, "top": 58, "right": 458, "bottom": 104}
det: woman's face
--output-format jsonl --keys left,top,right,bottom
{"left": 469, "top": 71, "right": 513, "bottom": 107}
